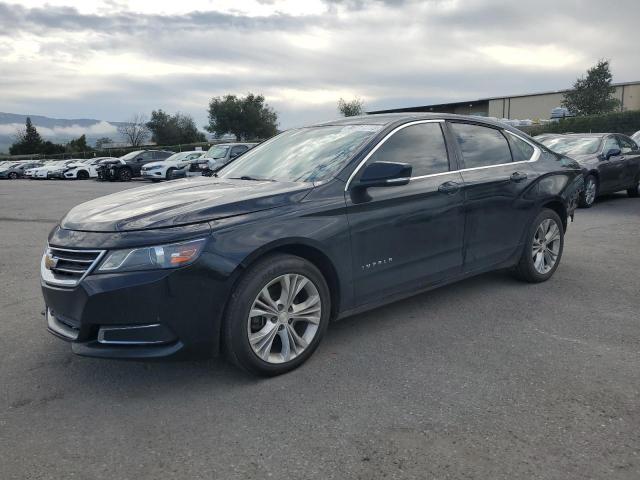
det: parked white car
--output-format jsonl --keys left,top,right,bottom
{"left": 141, "top": 151, "right": 206, "bottom": 181}
{"left": 63, "top": 157, "right": 117, "bottom": 179}
{"left": 26, "top": 161, "right": 58, "bottom": 179}
{"left": 32, "top": 160, "right": 78, "bottom": 179}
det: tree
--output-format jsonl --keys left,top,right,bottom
{"left": 66, "top": 134, "right": 91, "bottom": 153}
{"left": 338, "top": 97, "right": 364, "bottom": 117}
{"left": 118, "top": 114, "right": 150, "bottom": 147}
{"left": 9, "top": 117, "right": 45, "bottom": 155}
{"left": 147, "top": 110, "right": 206, "bottom": 145}
{"left": 562, "top": 60, "right": 620, "bottom": 116}
{"left": 95, "top": 137, "right": 113, "bottom": 149}
{"left": 207, "top": 93, "right": 278, "bottom": 141}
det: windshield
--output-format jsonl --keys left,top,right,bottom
{"left": 206, "top": 145, "right": 229, "bottom": 159}
{"left": 220, "top": 125, "right": 382, "bottom": 183}
{"left": 541, "top": 136, "right": 602, "bottom": 155}
{"left": 120, "top": 151, "right": 144, "bottom": 161}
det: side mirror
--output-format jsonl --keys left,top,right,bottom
{"left": 354, "top": 161, "right": 412, "bottom": 188}
{"left": 604, "top": 148, "right": 621, "bottom": 160}
{"left": 136, "top": 157, "right": 143, "bottom": 162}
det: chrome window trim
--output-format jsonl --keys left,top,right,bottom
{"left": 41, "top": 245, "right": 106, "bottom": 288}
{"left": 344, "top": 120, "right": 540, "bottom": 190}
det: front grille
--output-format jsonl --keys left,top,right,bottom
{"left": 41, "top": 246, "right": 105, "bottom": 287}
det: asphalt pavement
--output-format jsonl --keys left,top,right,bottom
{"left": 1, "top": 179, "right": 639, "bottom": 479}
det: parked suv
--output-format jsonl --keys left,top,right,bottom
{"left": 41, "top": 114, "right": 582, "bottom": 376}
{"left": 97, "top": 150, "right": 174, "bottom": 181}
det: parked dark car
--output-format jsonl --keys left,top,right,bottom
{"left": 0, "top": 161, "right": 43, "bottom": 179}
{"left": 96, "top": 150, "right": 174, "bottom": 181}
{"left": 41, "top": 114, "right": 582, "bottom": 376}
{"left": 540, "top": 133, "right": 640, "bottom": 207}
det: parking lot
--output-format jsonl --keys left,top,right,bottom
{"left": 1, "top": 179, "right": 639, "bottom": 479}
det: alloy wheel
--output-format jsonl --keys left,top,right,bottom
{"left": 584, "top": 177, "right": 597, "bottom": 206}
{"left": 532, "top": 218, "right": 561, "bottom": 274}
{"left": 247, "top": 273, "right": 321, "bottom": 364}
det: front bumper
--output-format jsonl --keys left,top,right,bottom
{"left": 47, "top": 171, "right": 66, "bottom": 179}
{"left": 142, "top": 170, "right": 164, "bottom": 179}
{"left": 41, "top": 231, "right": 236, "bottom": 360}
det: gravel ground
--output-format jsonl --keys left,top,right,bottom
{"left": 1, "top": 179, "right": 639, "bottom": 480}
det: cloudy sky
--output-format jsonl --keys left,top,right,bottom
{"left": 1, "top": 0, "right": 639, "bottom": 130}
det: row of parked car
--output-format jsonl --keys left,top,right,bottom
{"left": 0, "top": 142, "right": 258, "bottom": 182}
{"left": 533, "top": 130, "right": 640, "bottom": 208}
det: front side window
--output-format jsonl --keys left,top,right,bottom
{"left": 617, "top": 135, "right": 638, "bottom": 153}
{"left": 367, "top": 122, "right": 449, "bottom": 177}
{"left": 220, "top": 125, "right": 382, "bottom": 183}
{"left": 602, "top": 136, "right": 620, "bottom": 154}
{"left": 450, "top": 123, "right": 512, "bottom": 168}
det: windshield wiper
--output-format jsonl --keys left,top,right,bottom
{"left": 230, "top": 175, "right": 275, "bottom": 182}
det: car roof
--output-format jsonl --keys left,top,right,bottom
{"left": 312, "top": 112, "right": 519, "bottom": 130}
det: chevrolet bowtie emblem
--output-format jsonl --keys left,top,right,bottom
{"left": 44, "top": 254, "right": 58, "bottom": 270}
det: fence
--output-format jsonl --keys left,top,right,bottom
{"left": 0, "top": 139, "right": 262, "bottom": 162}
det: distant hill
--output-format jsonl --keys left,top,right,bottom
{"left": 0, "top": 112, "right": 128, "bottom": 153}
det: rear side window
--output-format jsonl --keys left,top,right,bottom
{"left": 507, "top": 133, "right": 535, "bottom": 161}
{"left": 450, "top": 123, "right": 512, "bottom": 168}
{"left": 368, "top": 122, "right": 449, "bottom": 177}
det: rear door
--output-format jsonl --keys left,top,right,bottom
{"left": 447, "top": 122, "right": 540, "bottom": 273}
{"left": 345, "top": 120, "right": 466, "bottom": 305}
{"left": 599, "top": 136, "right": 625, "bottom": 192}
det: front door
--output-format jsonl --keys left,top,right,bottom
{"left": 599, "top": 136, "right": 626, "bottom": 193}
{"left": 345, "top": 120, "right": 466, "bottom": 306}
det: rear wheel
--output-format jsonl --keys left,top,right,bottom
{"left": 513, "top": 209, "right": 564, "bottom": 283}
{"left": 118, "top": 168, "right": 132, "bottom": 182}
{"left": 77, "top": 170, "right": 89, "bottom": 180}
{"left": 579, "top": 174, "right": 597, "bottom": 208}
{"left": 224, "top": 254, "right": 330, "bottom": 376}
{"left": 627, "top": 180, "right": 639, "bottom": 198}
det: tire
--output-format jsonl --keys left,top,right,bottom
{"left": 627, "top": 180, "right": 639, "bottom": 198}
{"left": 8, "top": 172, "right": 18, "bottom": 179}
{"left": 579, "top": 174, "right": 597, "bottom": 208}
{"left": 224, "top": 253, "right": 331, "bottom": 376}
{"left": 166, "top": 168, "right": 175, "bottom": 180}
{"left": 77, "top": 170, "right": 89, "bottom": 180}
{"left": 118, "top": 168, "right": 132, "bottom": 182}
{"left": 513, "top": 208, "right": 564, "bottom": 283}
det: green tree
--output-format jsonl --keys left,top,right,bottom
{"left": 66, "top": 134, "right": 91, "bottom": 153}
{"left": 95, "top": 137, "right": 113, "bottom": 149}
{"left": 207, "top": 93, "right": 278, "bottom": 141}
{"left": 9, "top": 117, "right": 44, "bottom": 155}
{"left": 562, "top": 60, "right": 620, "bottom": 116}
{"left": 147, "top": 110, "right": 206, "bottom": 145}
{"left": 338, "top": 97, "right": 364, "bottom": 117}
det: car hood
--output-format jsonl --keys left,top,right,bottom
{"left": 61, "top": 177, "right": 314, "bottom": 232}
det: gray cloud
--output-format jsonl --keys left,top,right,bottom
{"left": 1, "top": 0, "right": 639, "bottom": 130}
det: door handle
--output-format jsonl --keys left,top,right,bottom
{"left": 510, "top": 171, "right": 528, "bottom": 182}
{"left": 438, "top": 181, "right": 461, "bottom": 194}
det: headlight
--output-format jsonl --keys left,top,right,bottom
{"left": 97, "top": 238, "right": 207, "bottom": 273}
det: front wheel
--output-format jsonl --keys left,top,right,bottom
{"left": 8, "top": 172, "right": 18, "bottom": 179}
{"left": 77, "top": 170, "right": 89, "bottom": 180}
{"left": 224, "top": 254, "right": 331, "bottom": 376}
{"left": 165, "top": 168, "right": 175, "bottom": 180}
{"left": 579, "top": 174, "right": 597, "bottom": 208}
{"left": 118, "top": 168, "right": 132, "bottom": 182}
{"left": 627, "top": 181, "right": 639, "bottom": 198}
{"left": 513, "top": 209, "right": 564, "bottom": 283}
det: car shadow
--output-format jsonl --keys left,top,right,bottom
{"left": 52, "top": 270, "right": 515, "bottom": 393}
